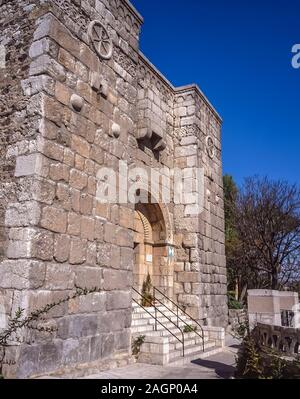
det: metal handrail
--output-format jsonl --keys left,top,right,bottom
{"left": 153, "top": 287, "right": 205, "bottom": 352}
{"left": 132, "top": 287, "right": 185, "bottom": 357}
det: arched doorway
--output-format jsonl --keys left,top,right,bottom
{"left": 133, "top": 200, "right": 174, "bottom": 300}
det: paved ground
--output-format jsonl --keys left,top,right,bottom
{"left": 82, "top": 336, "right": 239, "bottom": 380}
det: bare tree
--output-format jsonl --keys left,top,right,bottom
{"left": 235, "top": 177, "right": 300, "bottom": 289}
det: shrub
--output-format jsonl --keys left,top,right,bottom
{"left": 141, "top": 273, "right": 154, "bottom": 307}
{"left": 234, "top": 321, "right": 300, "bottom": 379}
{"left": 132, "top": 335, "right": 146, "bottom": 358}
{"left": 183, "top": 325, "right": 197, "bottom": 333}
{"left": 227, "top": 291, "right": 243, "bottom": 310}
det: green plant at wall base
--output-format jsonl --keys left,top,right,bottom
{"left": 141, "top": 273, "right": 154, "bottom": 307}
{"left": 132, "top": 335, "right": 146, "bottom": 358}
{"left": 227, "top": 291, "right": 243, "bottom": 310}
{"left": 183, "top": 325, "right": 197, "bottom": 333}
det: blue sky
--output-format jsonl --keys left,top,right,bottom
{"left": 131, "top": 0, "right": 300, "bottom": 186}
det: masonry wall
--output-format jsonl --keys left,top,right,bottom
{"left": 0, "top": 0, "right": 227, "bottom": 378}
{"left": 0, "top": 0, "right": 142, "bottom": 378}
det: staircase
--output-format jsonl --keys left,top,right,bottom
{"left": 131, "top": 301, "right": 224, "bottom": 367}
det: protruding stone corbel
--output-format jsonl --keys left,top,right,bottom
{"left": 111, "top": 123, "right": 120, "bottom": 138}
{"left": 90, "top": 72, "right": 108, "bottom": 98}
{"left": 70, "top": 94, "right": 84, "bottom": 112}
{"left": 136, "top": 127, "right": 153, "bottom": 141}
{"left": 153, "top": 138, "right": 167, "bottom": 151}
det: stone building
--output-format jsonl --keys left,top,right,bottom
{"left": 0, "top": 0, "right": 227, "bottom": 378}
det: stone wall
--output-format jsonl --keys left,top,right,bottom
{"left": 0, "top": 0, "right": 227, "bottom": 378}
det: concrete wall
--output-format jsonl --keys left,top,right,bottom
{"left": 248, "top": 289, "right": 299, "bottom": 328}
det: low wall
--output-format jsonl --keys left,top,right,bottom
{"left": 228, "top": 309, "right": 247, "bottom": 329}
{"left": 203, "top": 326, "right": 225, "bottom": 348}
{"left": 137, "top": 336, "right": 169, "bottom": 366}
{"left": 255, "top": 323, "right": 300, "bottom": 357}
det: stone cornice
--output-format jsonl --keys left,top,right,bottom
{"left": 121, "top": 0, "right": 144, "bottom": 25}
{"left": 175, "top": 84, "right": 222, "bottom": 123}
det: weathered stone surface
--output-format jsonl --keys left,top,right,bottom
{"left": 103, "top": 270, "right": 131, "bottom": 291}
{"left": 0, "top": 260, "right": 45, "bottom": 290}
{"left": 106, "top": 291, "right": 131, "bottom": 311}
{"left": 69, "top": 292, "right": 106, "bottom": 314}
{"left": 15, "top": 154, "right": 39, "bottom": 177}
{"left": 45, "top": 264, "right": 74, "bottom": 290}
{"left": 75, "top": 266, "right": 102, "bottom": 290}
{"left": 0, "top": 0, "right": 226, "bottom": 379}
{"left": 69, "top": 238, "right": 86, "bottom": 265}
{"left": 31, "top": 230, "right": 54, "bottom": 260}
{"left": 41, "top": 206, "right": 67, "bottom": 233}
{"left": 54, "top": 234, "right": 70, "bottom": 262}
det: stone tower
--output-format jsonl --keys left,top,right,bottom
{"left": 0, "top": 0, "right": 227, "bottom": 378}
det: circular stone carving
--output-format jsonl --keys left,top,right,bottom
{"left": 206, "top": 135, "right": 215, "bottom": 159}
{"left": 88, "top": 21, "right": 113, "bottom": 60}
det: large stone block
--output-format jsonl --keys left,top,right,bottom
{"left": 5, "top": 202, "right": 41, "bottom": 227}
{"left": 106, "top": 291, "right": 131, "bottom": 311}
{"left": 74, "top": 266, "right": 103, "bottom": 290}
{"left": 69, "top": 238, "right": 87, "bottom": 265}
{"left": 68, "top": 292, "right": 106, "bottom": 314}
{"left": 41, "top": 206, "right": 67, "bottom": 233}
{"left": 15, "top": 154, "right": 39, "bottom": 177}
{"left": 31, "top": 230, "right": 54, "bottom": 260}
{"left": 62, "top": 337, "right": 91, "bottom": 365}
{"left": 45, "top": 264, "right": 74, "bottom": 290}
{"left": 0, "top": 260, "right": 45, "bottom": 290}
{"left": 103, "top": 269, "right": 131, "bottom": 291}
{"left": 54, "top": 234, "right": 70, "bottom": 262}
{"left": 177, "top": 272, "right": 200, "bottom": 283}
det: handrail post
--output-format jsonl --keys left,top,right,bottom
{"left": 177, "top": 306, "right": 179, "bottom": 327}
{"left": 154, "top": 304, "right": 157, "bottom": 332}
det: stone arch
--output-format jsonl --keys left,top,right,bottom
{"left": 132, "top": 191, "right": 175, "bottom": 299}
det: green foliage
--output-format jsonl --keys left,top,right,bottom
{"left": 236, "top": 334, "right": 264, "bottom": 378}
{"left": 132, "top": 335, "right": 146, "bottom": 358}
{"left": 141, "top": 273, "right": 154, "bottom": 307}
{"left": 183, "top": 325, "right": 197, "bottom": 333}
{"left": 223, "top": 175, "right": 243, "bottom": 296}
{"left": 227, "top": 291, "right": 243, "bottom": 309}
{"left": 223, "top": 174, "right": 238, "bottom": 240}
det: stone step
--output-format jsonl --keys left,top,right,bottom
{"left": 131, "top": 322, "right": 203, "bottom": 336}
{"left": 170, "top": 336, "right": 205, "bottom": 351}
{"left": 132, "top": 307, "right": 180, "bottom": 317}
{"left": 132, "top": 310, "right": 187, "bottom": 320}
{"left": 132, "top": 327, "right": 208, "bottom": 349}
{"left": 169, "top": 340, "right": 217, "bottom": 360}
{"left": 131, "top": 316, "right": 191, "bottom": 327}
{"left": 168, "top": 344, "right": 224, "bottom": 367}
{"left": 132, "top": 304, "right": 187, "bottom": 315}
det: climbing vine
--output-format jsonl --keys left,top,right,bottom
{"left": 0, "top": 286, "right": 101, "bottom": 378}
